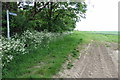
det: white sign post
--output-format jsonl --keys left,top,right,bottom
{"left": 7, "top": 10, "right": 10, "bottom": 40}
{"left": 9, "top": 12, "right": 17, "bottom": 16}
{"left": 6, "top": 10, "right": 17, "bottom": 40}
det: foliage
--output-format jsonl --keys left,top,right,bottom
{"left": 2, "top": 30, "right": 63, "bottom": 69}
{"left": 2, "top": 37, "right": 26, "bottom": 67}
{"left": 2, "top": 2, "right": 87, "bottom": 36}
{"left": 2, "top": 31, "right": 118, "bottom": 78}
{"left": 67, "top": 62, "right": 73, "bottom": 69}
{"left": 2, "top": 31, "right": 83, "bottom": 78}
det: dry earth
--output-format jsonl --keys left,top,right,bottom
{"left": 54, "top": 41, "right": 118, "bottom": 78}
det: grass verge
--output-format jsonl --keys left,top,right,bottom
{"left": 3, "top": 31, "right": 118, "bottom": 78}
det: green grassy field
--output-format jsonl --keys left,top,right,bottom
{"left": 87, "top": 31, "right": 119, "bottom": 43}
{"left": 3, "top": 31, "right": 119, "bottom": 78}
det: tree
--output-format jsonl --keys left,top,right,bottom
{"left": 27, "top": 2, "right": 87, "bottom": 32}
{"left": 2, "top": 1, "right": 87, "bottom": 36}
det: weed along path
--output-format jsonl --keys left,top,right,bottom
{"left": 54, "top": 41, "right": 118, "bottom": 78}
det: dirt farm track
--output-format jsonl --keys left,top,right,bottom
{"left": 54, "top": 41, "right": 119, "bottom": 78}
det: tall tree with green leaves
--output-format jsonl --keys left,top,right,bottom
{"left": 2, "top": 1, "right": 87, "bottom": 36}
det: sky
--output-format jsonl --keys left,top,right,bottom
{"left": 75, "top": 0, "right": 119, "bottom": 31}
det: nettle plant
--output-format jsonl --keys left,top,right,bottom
{"left": 2, "top": 30, "right": 64, "bottom": 68}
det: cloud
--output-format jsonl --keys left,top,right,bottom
{"left": 75, "top": 0, "right": 118, "bottom": 31}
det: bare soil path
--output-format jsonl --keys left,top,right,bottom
{"left": 54, "top": 41, "right": 118, "bottom": 78}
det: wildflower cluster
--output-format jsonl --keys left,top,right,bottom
{"left": 2, "top": 30, "right": 64, "bottom": 68}
{"left": 20, "top": 30, "right": 61, "bottom": 48}
{"left": 2, "top": 37, "right": 26, "bottom": 67}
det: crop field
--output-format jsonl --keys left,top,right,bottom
{"left": 90, "top": 31, "right": 119, "bottom": 35}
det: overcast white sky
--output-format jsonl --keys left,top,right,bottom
{"left": 75, "top": 0, "right": 119, "bottom": 31}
